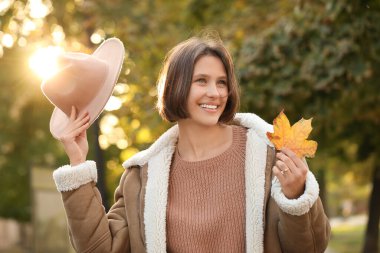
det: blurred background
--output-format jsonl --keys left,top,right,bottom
{"left": 0, "top": 0, "right": 379, "bottom": 252}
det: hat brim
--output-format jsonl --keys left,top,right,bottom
{"left": 49, "top": 38, "right": 125, "bottom": 139}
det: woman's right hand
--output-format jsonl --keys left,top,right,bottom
{"left": 59, "top": 106, "right": 90, "bottom": 166}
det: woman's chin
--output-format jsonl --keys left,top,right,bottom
{"left": 185, "top": 116, "right": 221, "bottom": 128}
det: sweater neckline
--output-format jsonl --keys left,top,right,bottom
{"left": 174, "top": 125, "right": 242, "bottom": 165}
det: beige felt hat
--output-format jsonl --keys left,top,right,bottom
{"left": 41, "top": 38, "right": 125, "bottom": 139}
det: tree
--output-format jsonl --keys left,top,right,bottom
{"left": 237, "top": 1, "right": 380, "bottom": 251}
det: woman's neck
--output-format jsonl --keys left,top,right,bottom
{"left": 177, "top": 120, "right": 233, "bottom": 162}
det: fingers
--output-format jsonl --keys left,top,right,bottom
{"left": 73, "top": 113, "right": 90, "bottom": 128}
{"left": 60, "top": 111, "right": 90, "bottom": 142}
{"left": 281, "top": 148, "right": 307, "bottom": 169}
{"left": 78, "top": 128, "right": 87, "bottom": 138}
{"left": 69, "top": 106, "right": 77, "bottom": 122}
{"left": 273, "top": 148, "right": 309, "bottom": 199}
{"left": 272, "top": 165, "right": 286, "bottom": 182}
{"left": 276, "top": 152, "right": 296, "bottom": 173}
{"left": 69, "top": 106, "right": 90, "bottom": 123}
{"left": 72, "top": 122, "right": 90, "bottom": 137}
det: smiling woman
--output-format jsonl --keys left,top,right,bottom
{"left": 28, "top": 46, "right": 63, "bottom": 79}
{"left": 50, "top": 34, "right": 331, "bottom": 253}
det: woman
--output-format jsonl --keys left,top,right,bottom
{"left": 53, "top": 36, "right": 330, "bottom": 253}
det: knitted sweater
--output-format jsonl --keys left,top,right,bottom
{"left": 166, "top": 125, "right": 247, "bottom": 252}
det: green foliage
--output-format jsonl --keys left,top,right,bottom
{"left": 238, "top": 0, "right": 380, "bottom": 175}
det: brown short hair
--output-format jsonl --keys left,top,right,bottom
{"left": 156, "top": 36, "right": 240, "bottom": 123}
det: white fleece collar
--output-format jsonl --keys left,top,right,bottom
{"left": 122, "top": 113, "right": 273, "bottom": 169}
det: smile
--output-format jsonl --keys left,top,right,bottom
{"left": 200, "top": 104, "right": 218, "bottom": 109}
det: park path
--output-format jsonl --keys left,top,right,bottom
{"left": 324, "top": 214, "right": 367, "bottom": 253}
{"left": 325, "top": 247, "right": 337, "bottom": 253}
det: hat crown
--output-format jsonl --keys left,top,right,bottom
{"left": 41, "top": 38, "right": 125, "bottom": 139}
{"left": 41, "top": 52, "right": 109, "bottom": 117}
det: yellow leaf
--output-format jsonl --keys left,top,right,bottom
{"left": 266, "top": 111, "right": 318, "bottom": 158}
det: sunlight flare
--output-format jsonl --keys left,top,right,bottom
{"left": 28, "top": 0, "right": 52, "bottom": 19}
{"left": 105, "top": 96, "right": 122, "bottom": 111}
{"left": 29, "top": 46, "right": 63, "bottom": 79}
{"left": 52, "top": 25, "right": 65, "bottom": 44}
{"left": 1, "top": 33, "right": 14, "bottom": 48}
{"left": 0, "top": 0, "right": 14, "bottom": 15}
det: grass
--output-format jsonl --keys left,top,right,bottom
{"left": 328, "top": 224, "right": 379, "bottom": 253}
{"left": 329, "top": 224, "right": 364, "bottom": 253}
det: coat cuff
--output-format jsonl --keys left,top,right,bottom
{"left": 271, "top": 170, "right": 319, "bottom": 216}
{"left": 52, "top": 161, "right": 97, "bottom": 192}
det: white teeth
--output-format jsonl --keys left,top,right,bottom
{"left": 200, "top": 104, "right": 218, "bottom": 109}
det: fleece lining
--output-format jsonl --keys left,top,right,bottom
{"left": 53, "top": 160, "right": 97, "bottom": 192}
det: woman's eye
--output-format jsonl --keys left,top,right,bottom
{"left": 195, "top": 78, "right": 207, "bottom": 84}
{"left": 217, "top": 80, "right": 227, "bottom": 86}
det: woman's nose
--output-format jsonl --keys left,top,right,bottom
{"left": 206, "top": 83, "right": 220, "bottom": 97}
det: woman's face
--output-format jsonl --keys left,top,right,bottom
{"left": 184, "top": 55, "right": 228, "bottom": 127}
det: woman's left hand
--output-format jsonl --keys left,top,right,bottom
{"left": 272, "top": 148, "right": 308, "bottom": 199}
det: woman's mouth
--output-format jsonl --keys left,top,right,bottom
{"left": 200, "top": 104, "right": 218, "bottom": 110}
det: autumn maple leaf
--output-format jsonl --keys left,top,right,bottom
{"left": 266, "top": 111, "right": 318, "bottom": 158}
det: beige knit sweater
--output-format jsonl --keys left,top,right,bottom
{"left": 166, "top": 125, "right": 248, "bottom": 253}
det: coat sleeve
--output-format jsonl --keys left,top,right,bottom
{"left": 270, "top": 171, "right": 331, "bottom": 253}
{"left": 53, "top": 161, "right": 131, "bottom": 253}
{"left": 272, "top": 198, "right": 331, "bottom": 253}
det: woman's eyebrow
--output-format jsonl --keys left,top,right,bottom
{"left": 192, "top": 73, "right": 227, "bottom": 79}
{"left": 192, "top": 73, "right": 208, "bottom": 77}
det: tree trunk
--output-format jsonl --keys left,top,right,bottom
{"left": 362, "top": 165, "right": 380, "bottom": 253}
{"left": 82, "top": 11, "right": 109, "bottom": 211}
{"left": 316, "top": 169, "right": 329, "bottom": 217}
{"left": 94, "top": 118, "right": 109, "bottom": 211}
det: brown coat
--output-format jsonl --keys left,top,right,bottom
{"left": 55, "top": 113, "right": 330, "bottom": 253}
